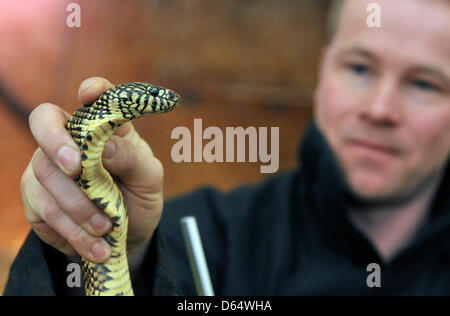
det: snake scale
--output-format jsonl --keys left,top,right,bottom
{"left": 66, "top": 82, "right": 181, "bottom": 296}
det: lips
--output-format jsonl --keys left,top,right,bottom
{"left": 346, "top": 139, "right": 400, "bottom": 156}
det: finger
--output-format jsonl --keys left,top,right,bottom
{"left": 21, "top": 160, "right": 44, "bottom": 225}
{"left": 22, "top": 157, "right": 110, "bottom": 263}
{"left": 29, "top": 103, "right": 81, "bottom": 177}
{"left": 21, "top": 161, "right": 76, "bottom": 256}
{"left": 31, "top": 148, "right": 112, "bottom": 237}
{"left": 78, "top": 77, "right": 114, "bottom": 105}
{"left": 31, "top": 221, "right": 78, "bottom": 258}
{"left": 103, "top": 124, "right": 162, "bottom": 193}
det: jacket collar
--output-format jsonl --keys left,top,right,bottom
{"left": 297, "top": 121, "right": 450, "bottom": 262}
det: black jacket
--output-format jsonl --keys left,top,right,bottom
{"left": 4, "top": 122, "right": 450, "bottom": 295}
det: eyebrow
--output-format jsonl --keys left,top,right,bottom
{"left": 336, "top": 47, "right": 450, "bottom": 86}
{"left": 411, "top": 66, "right": 450, "bottom": 87}
{"left": 336, "top": 47, "right": 379, "bottom": 62}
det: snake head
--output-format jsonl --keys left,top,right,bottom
{"left": 111, "top": 82, "right": 181, "bottom": 120}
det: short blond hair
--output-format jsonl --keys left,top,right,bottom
{"left": 325, "top": 0, "right": 450, "bottom": 44}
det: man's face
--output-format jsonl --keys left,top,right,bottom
{"left": 315, "top": 0, "right": 450, "bottom": 202}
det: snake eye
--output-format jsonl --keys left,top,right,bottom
{"left": 150, "top": 88, "right": 159, "bottom": 97}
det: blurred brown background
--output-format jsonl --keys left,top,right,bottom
{"left": 0, "top": 0, "right": 330, "bottom": 293}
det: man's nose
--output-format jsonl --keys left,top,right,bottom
{"left": 360, "top": 78, "right": 401, "bottom": 126}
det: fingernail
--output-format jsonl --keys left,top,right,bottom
{"left": 57, "top": 146, "right": 79, "bottom": 173}
{"left": 80, "top": 78, "right": 98, "bottom": 92}
{"left": 90, "top": 213, "right": 111, "bottom": 233}
{"left": 92, "top": 240, "right": 109, "bottom": 261}
{"left": 103, "top": 140, "right": 116, "bottom": 159}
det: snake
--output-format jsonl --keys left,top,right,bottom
{"left": 65, "top": 82, "right": 181, "bottom": 296}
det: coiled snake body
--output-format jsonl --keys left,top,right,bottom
{"left": 66, "top": 82, "right": 181, "bottom": 296}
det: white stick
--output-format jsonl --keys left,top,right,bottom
{"left": 180, "top": 216, "right": 215, "bottom": 296}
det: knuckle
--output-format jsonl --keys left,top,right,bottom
{"left": 152, "top": 157, "right": 164, "bottom": 181}
{"left": 33, "top": 152, "right": 58, "bottom": 185}
{"left": 69, "top": 227, "right": 92, "bottom": 253}
{"left": 29, "top": 103, "right": 53, "bottom": 130}
{"left": 29, "top": 103, "right": 72, "bottom": 159}
{"left": 30, "top": 222, "right": 53, "bottom": 236}
{"left": 28, "top": 105, "right": 40, "bottom": 130}
{"left": 24, "top": 200, "right": 39, "bottom": 225}
{"left": 118, "top": 138, "right": 138, "bottom": 171}
{"left": 70, "top": 227, "right": 84, "bottom": 244}
{"left": 20, "top": 166, "right": 32, "bottom": 196}
{"left": 43, "top": 202, "right": 64, "bottom": 225}
{"left": 32, "top": 223, "right": 77, "bottom": 257}
{"left": 66, "top": 197, "right": 96, "bottom": 223}
{"left": 21, "top": 167, "right": 44, "bottom": 224}
{"left": 54, "top": 238, "right": 77, "bottom": 257}
{"left": 22, "top": 192, "right": 38, "bottom": 224}
{"left": 122, "top": 150, "right": 137, "bottom": 171}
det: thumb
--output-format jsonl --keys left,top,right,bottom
{"left": 101, "top": 122, "right": 164, "bottom": 252}
{"left": 102, "top": 122, "right": 164, "bottom": 198}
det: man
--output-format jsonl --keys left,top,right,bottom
{"left": 5, "top": 0, "right": 450, "bottom": 295}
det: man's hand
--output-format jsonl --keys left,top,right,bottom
{"left": 20, "top": 77, "right": 164, "bottom": 268}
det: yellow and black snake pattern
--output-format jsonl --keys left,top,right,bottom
{"left": 66, "top": 82, "right": 181, "bottom": 296}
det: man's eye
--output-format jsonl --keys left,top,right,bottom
{"left": 348, "top": 64, "right": 370, "bottom": 75}
{"left": 412, "top": 79, "right": 440, "bottom": 92}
